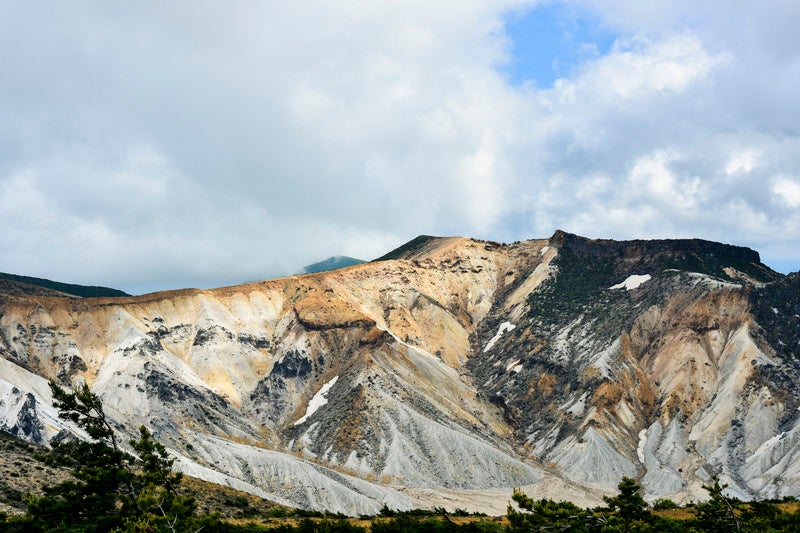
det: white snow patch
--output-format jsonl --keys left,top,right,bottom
{"left": 771, "top": 307, "right": 779, "bottom": 315}
{"left": 539, "top": 246, "right": 550, "bottom": 255}
{"left": 511, "top": 364, "right": 523, "bottom": 373}
{"left": 637, "top": 429, "right": 647, "bottom": 463}
{"left": 609, "top": 274, "right": 652, "bottom": 291}
{"left": 505, "top": 359, "right": 520, "bottom": 372}
{"left": 295, "top": 376, "right": 338, "bottom": 426}
{"left": 483, "top": 322, "right": 515, "bottom": 352}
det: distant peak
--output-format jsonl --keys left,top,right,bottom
{"left": 301, "top": 256, "right": 365, "bottom": 274}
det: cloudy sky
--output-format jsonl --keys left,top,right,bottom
{"left": 2, "top": 1, "right": 799, "bottom": 294}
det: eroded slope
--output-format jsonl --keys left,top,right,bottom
{"left": 1, "top": 232, "right": 798, "bottom": 513}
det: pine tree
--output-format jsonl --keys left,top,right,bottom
{"left": 121, "top": 426, "right": 197, "bottom": 532}
{"left": 507, "top": 488, "right": 595, "bottom": 532}
{"left": 602, "top": 476, "right": 650, "bottom": 524}
{"left": 24, "top": 380, "right": 198, "bottom": 532}
{"left": 692, "top": 476, "right": 741, "bottom": 532}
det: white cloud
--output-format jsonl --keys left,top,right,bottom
{"left": 571, "top": 35, "right": 727, "bottom": 99}
{"left": 772, "top": 177, "right": 800, "bottom": 208}
{"left": 627, "top": 151, "right": 707, "bottom": 210}
{"left": 0, "top": 172, "right": 50, "bottom": 220}
{"left": 725, "top": 150, "right": 760, "bottom": 176}
{"left": 1, "top": 0, "right": 800, "bottom": 292}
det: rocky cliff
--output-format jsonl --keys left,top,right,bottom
{"left": 0, "top": 232, "right": 798, "bottom": 514}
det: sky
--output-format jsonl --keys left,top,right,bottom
{"left": 1, "top": 1, "right": 799, "bottom": 295}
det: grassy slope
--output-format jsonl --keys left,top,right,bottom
{"left": 0, "top": 272, "right": 130, "bottom": 298}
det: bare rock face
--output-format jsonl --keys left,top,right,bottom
{"left": 0, "top": 232, "right": 798, "bottom": 514}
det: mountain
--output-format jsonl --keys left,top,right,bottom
{"left": 1, "top": 231, "right": 798, "bottom": 515}
{"left": 301, "top": 256, "right": 365, "bottom": 274}
{"left": 0, "top": 272, "right": 130, "bottom": 298}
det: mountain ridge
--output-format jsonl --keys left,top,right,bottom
{"left": 1, "top": 231, "right": 798, "bottom": 514}
{"left": 0, "top": 272, "right": 130, "bottom": 298}
{"left": 301, "top": 256, "right": 366, "bottom": 275}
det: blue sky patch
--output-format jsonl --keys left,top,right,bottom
{"left": 502, "top": 2, "right": 617, "bottom": 88}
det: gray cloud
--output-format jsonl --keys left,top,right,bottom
{"left": 1, "top": 1, "right": 798, "bottom": 294}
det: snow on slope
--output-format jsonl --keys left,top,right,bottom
{"left": 483, "top": 322, "right": 515, "bottom": 352}
{"left": 609, "top": 274, "right": 651, "bottom": 290}
{"left": 2, "top": 233, "right": 799, "bottom": 511}
{"left": 295, "top": 376, "right": 338, "bottom": 426}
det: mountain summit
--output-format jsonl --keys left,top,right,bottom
{"left": 301, "top": 255, "right": 365, "bottom": 274}
{"left": 0, "top": 232, "right": 798, "bottom": 514}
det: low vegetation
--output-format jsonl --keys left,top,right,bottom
{"left": 1, "top": 383, "right": 798, "bottom": 531}
{"left": 0, "top": 271, "right": 130, "bottom": 297}
{"left": 507, "top": 476, "right": 800, "bottom": 532}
